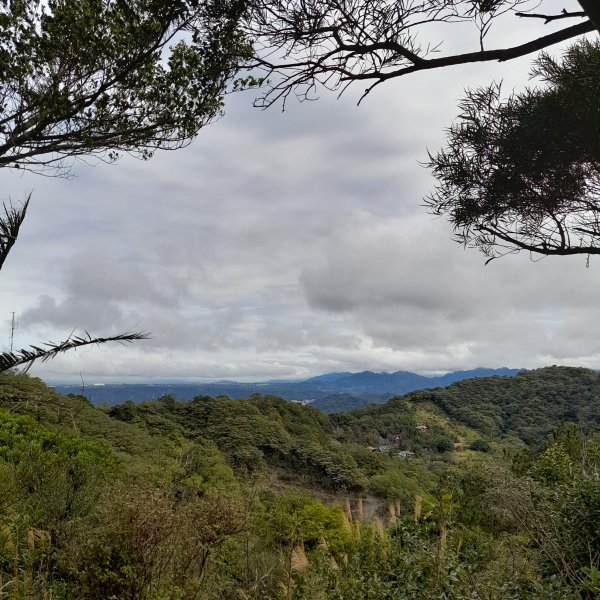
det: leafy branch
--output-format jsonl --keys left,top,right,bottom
{"left": 0, "top": 195, "right": 30, "bottom": 271}
{"left": 0, "top": 331, "right": 151, "bottom": 373}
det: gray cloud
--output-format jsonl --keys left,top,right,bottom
{"left": 21, "top": 294, "right": 125, "bottom": 332}
{"left": 300, "top": 210, "right": 600, "bottom": 371}
{"left": 0, "top": 13, "right": 594, "bottom": 382}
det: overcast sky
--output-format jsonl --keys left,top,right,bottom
{"left": 1, "top": 4, "right": 598, "bottom": 383}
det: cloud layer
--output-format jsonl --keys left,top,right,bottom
{"left": 0, "top": 13, "right": 597, "bottom": 382}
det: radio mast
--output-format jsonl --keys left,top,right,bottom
{"left": 9, "top": 312, "right": 16, "bottom": 352}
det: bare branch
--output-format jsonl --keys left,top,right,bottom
{"left": 515, "top": 9, "right": 586, "bottom": 24}
{"left": 245, "top": 0, "right": 595, "bottom": 107}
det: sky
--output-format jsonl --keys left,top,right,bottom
{"left": 1, "top": 3, "right": 599, "bottom": 383}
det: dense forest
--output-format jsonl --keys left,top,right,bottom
{"left": 0, "top": 367, "right": 598, "bottom": 598}
{"left": 398, "top": 366, "right": 600, "bottom": 442}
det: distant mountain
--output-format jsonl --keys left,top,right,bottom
{"left": 328, "top": 368, "right": 520, "bottom": 392}
{"left": 53, "top": 367, "right": 521, "bottom": 409}
{"left": 328, "top": 370, "right": 432, "bottom": 395}
{"left": 303, "top": 372, "right": 354, "bottom": 383}
{"left": 308, "top": 368, "right": 521, "bottom": 412}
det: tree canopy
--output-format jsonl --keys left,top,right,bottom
{"left": 0, "top": 0, "right": 248, "bottom": 175}
{"left": 426, "top": 40, "right": 600, "bottom": 260}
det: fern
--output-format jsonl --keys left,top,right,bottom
{"left": 0, "top": 331, "right": 150, "bottom": 373}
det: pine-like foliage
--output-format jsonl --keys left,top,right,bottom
{"left": 427, "top": 39, "right": 600, "bottom": 260}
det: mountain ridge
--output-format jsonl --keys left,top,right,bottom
{"left": 54, "top": 367, "right": 521, "bottom": 408}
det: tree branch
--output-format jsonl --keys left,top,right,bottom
{"left": 515, "top": 10, "right": 586, "bottom": 24}
{"left": 351, "top": 21, "right": 595, "bottom": 84}
{"left": 479, "top": 225, "right": 600, "bottom": 257}
{"left": 577, "top": 0, "right": 600, "bottom": 33}
{"left": 0, "top": 331, "right": 151, "bottom": 373}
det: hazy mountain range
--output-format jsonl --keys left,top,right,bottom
{"left": 54, "top": 367, "right": 520, "bottom": 411}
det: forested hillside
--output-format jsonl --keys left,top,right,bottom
{"left": 0, "top": 370, "right": 599, "bottom": 598}
{"left": 392, "top": 366, "right": 600, "bottom": 442}
{"left": 105, "top": 391, "right": 451, "bottom": 496}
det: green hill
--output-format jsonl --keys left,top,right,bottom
{"left": 106, "top": 392, "right": 454, "bottom": 496}
{"left": 0, "top": 368, "right": 598, "bottom": 599}
{"left": 392, "top": 365, "right": 600, "bottom": 443}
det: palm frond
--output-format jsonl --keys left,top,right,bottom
{"left": 0, "top": 195, "right": 30, "bottom": 271}
{"left": 0, "top": 330, "right": 151, "bottom": 373}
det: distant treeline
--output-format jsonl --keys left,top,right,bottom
{"left": 53, "top": 367, "right": 520, "bottom": 409}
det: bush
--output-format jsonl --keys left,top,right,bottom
{"left": 470, "top": 439, "right": 491, "bottom": 452}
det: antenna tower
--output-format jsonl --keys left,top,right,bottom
{"left": 9, "top": 312, "right": 16, "bottom": 353}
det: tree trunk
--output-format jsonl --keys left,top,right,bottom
{"left": 577, "top": 0, "right": 600, "bottom": 33}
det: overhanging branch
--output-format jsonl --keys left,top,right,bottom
{"left": 0, "top": 331, "right": 151, "bottom": 373}
{"left": 351, "top": 21, "right": 595, "bottom": 84}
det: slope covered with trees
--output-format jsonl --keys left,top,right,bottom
{"left": 0, "top": 369, "right": 599, "bottom": 597}
{"left": 393, "top": 365, "right": 600, "bottom": 442}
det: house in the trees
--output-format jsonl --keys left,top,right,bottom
{"left": 397, "top": 450, "right": 415, "bottom": 460}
